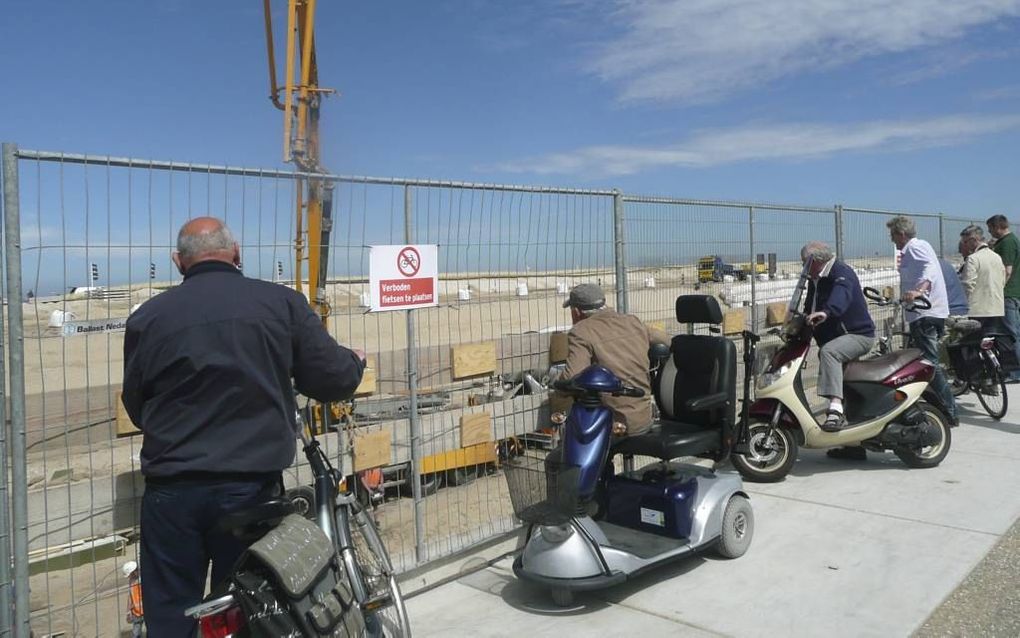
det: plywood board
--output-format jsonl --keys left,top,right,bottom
{"left": 451, "top": 341, "right": 497, "bottom": 379}
{"left": 354, "top": 356, "right": 377, "bottom": 396}
{"left": 549, "top": 332, "right": 569, "bottom": 364}
{"left": 353, "top": 427, "right": 392, "bottom": 471}
{"left": 460, "top": 411, "right": 493, "bottom": 448}
{"left": 723, "top": 308, "right": 747, "bottom": 335}
{"left": 766, "top": 302, "right": 788, "bottom": 326}
{"left": 115, "top": 391, "right": 141, "bottom": 437}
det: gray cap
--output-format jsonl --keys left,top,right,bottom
{"left": 563, "top": 283, "right": 606, "bottom": 310}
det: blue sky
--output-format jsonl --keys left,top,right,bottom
{"left": 1, "top": 1, "right": 1020, "bottom": 295}
{"left": 1, "top": 0, "right": 1018, "bottom": 214}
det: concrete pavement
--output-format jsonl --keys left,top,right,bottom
{"left": 404, "top": 390, "right": 1020, "bottom": 638}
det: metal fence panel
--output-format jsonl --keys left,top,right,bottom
{"left": 2, "top": 143, "right": 977, "bottom": 636}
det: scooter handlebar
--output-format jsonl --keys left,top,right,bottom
{"left": 863, "top": 286, "right": 887, "bottom": 304}
{"left": 613, "top": 386, "right": 645, "bottom": 398}
{"left": 906, "top": 295, "right": 932, "bottom": 311}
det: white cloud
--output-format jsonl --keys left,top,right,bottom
{"left": 493, "top": 114, "right": 1020, "bottom": 176}
{"left": 591, "top": 0, "right": 1020, "bottom": 104}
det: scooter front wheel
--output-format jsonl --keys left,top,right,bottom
{"left": 731, "top": 420, "right": 798, "bottom": 482}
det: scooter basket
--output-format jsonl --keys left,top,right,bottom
{"left": 503, "top": 453, "right": 580, "bottom": 526}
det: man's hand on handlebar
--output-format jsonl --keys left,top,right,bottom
{"left": 900, "top": 290, "right": 924, "bottom": 303}
{"left": 806, "top": 311, "right": 828, "bottom": 327}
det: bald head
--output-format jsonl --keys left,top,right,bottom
{"left": 173, "top": 217, "right": 239, "bottom": 274}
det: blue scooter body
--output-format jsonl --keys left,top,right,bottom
{"left": 559, "top": 365, "right": 623, "bottom": 501}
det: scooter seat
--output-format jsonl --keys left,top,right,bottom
{"left": 844, "top": 348, "right": 922, "bottom": 383}
{"left": 610, "top": 420, "right": 721, "bottom": 460}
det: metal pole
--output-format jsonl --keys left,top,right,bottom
{"left": 748, "top": 206, "right": 757, "bottom": 332}
{"left": 834, "top": 204, "right": 844, "bottom": 261}
{"left": 2, "top": 143, "right": 27, "bottom": 638}
{"left": 0, "top": 145, "right": 15, "bottom": 636}
{"left": 612, "top": 191, "right": 628, "bottom": 313}
{"left": 404, "top": 185, "right": 426, "bottom": 563}
{"left": 938, "top": 214, "right": 946, "bottom": 258}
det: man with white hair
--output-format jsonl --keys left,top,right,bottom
{"left": 959, "top": 224, "right": 1006, "bottom": 334}
{"left": 887, "top": 214, "right": 957, "bottom": 424}
{"left": 800, "top": 242, "right": 876, "bottom": 438}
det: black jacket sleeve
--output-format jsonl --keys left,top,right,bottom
{"left": 291, "top": 302, "right": 365, "bottom": 402}
{"left": 121, "top": 317, "right": 144, "bottom": 427}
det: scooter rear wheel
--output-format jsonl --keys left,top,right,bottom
{"left": 716, "top": 495, "right": 754, "bottom": 559}
{"left": 894, "top": 401, "right": 951, "bottom": 468}
{"left": 731, "top": 420, "right": 798, "bottom": 483}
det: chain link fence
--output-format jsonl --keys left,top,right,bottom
{"left": 0, "top": 142, "right": 992, "bottom": 636}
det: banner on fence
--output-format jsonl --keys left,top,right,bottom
{"left": 61, "top": 317, "right": 128, "bottom": 337}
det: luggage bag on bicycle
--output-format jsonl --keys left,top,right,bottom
{"left": 994, "top": 334, "right": 1020, "bottom": 373}
{"left": 229, "top": 514, "right": 365, "bottom": 637}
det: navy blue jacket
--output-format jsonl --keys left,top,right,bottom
{"left": 122, "top": 261, "right": 364, "bottom": 478}
{"left": 804, "top": 260, "right": 876, "bottom": 346}
{"left": 940, "top": 259, "right": 969, "bottom": 316}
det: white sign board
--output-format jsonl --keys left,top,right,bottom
{"left": 369, "top": 244, "right": 439, "bottom": 312}
{"left": 62, "top": 318, "right": 128, "bottom": 337}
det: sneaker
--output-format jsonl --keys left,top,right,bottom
{"left": 826, "top": 446, "right": 867, "bottom": 461}
{"left": 819, "top": 410, "right": 848, "bottom": 433}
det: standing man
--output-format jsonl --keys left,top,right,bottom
{"left": 122, "top": 218, "right": 365, "bottom": 636}
{"left": 800, "top": 242, "right": 876, "bottom": 434}
{"left": 959, "top": 225, "right": 1006, "bottom": 334}
{"left": 887, "top": 215, "right": 957, "bottom": 424}
{"left": 987, "top": 214, "right": 1020, "bottom": 382}
{"left": 560, "top": 283, "right": 669, "bottom": 436}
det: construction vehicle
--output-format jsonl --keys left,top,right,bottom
{"left": 697, "top": 255, "right": 771, "bottom": 283}
{"left": 263, "top": 0, "right": 497, "bottom": 498}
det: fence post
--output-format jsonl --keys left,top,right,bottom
{"left": 748, "top": 206, "right": 757, "bottom": 332}
{"left": 938, "top": 214, "right": 946, "bottom": 258}
{"left": 612, "top": 191, "right": 628, "bottom": 313}
{"left": 834, "top": 204, "right": 844, "bottom": 261}
{"left": 2, "top": 143, "right": 27, "bottom": 638}
{"left": 403, "top": 185, "right": 426, "bottom": 564}
{"left": 0, "top": 145, "right": 14, "bottom": 636}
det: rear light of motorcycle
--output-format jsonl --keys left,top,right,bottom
{"left": 198, "top": 605, "right": 246, "bottom": 638}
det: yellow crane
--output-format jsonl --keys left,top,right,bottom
{"left": 263, "top": 0, "right": 334, "bottom": 320}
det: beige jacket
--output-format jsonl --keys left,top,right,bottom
{"left": 563, "top": 309, "right": 670, "bottom": 435}
{"left": 961, "top": 244, "right": 1005, "bottom": 318}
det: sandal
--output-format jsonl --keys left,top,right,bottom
{"left": 819, "top": 410, "right": 847, "bottom": 432}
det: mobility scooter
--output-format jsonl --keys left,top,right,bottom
{"left": 507, "top": 296, "right": 753, "bottom": 606}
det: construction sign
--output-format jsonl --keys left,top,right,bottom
{"left": 369, "top": 244, "right": 439, "bottom": 311}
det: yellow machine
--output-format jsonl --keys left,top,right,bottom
{"left": 263, "top": 1, "right": 496, "bottom": 487}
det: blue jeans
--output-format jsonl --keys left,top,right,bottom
{"left": 909, "top": 317, "right": 957, "bottom": 422}
{"left": 1004, "top": 297, "right": 1020, "bottom": 380}
{"left": 140, "top": 474, "right": 281, "bottom": 637}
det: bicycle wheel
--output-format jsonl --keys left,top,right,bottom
{"left": 943, "top": 364, "right": 969, "bottom": 397}
{"left": 347, "top": 502, "right": 411, "bottom": 637}
{"left": 974, "top": 362, "right": 1007, "bottom": 420}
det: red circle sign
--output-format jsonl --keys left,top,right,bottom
{"left": 397, "top": 246, "right": 421, "bottom": 277}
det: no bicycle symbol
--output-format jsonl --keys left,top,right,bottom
{"left": 397, "top": 246, "right": 421, "bottom": 277}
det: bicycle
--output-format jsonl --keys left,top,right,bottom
{"left": 186, "top": 407, "right": 411, "bottom": 636}
{"left": 944, "top": 324, "right": 1009, "bottom": 421}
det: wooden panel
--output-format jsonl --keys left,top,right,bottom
{"left": 766, "top": 302, "right": 788, "bottom": 326}
{"left": 354, "top": 355, "right": 377, "bottom": 396}
{"left": 549, "top": 332, "right": 569, "bottom": 364}
{"left": 115, "top": 391, "right": 141, "bottom": 437}
{"left": 451, "top": 341, "right": 497, "bottom": 379}
{"left": 420, "top": 443, "right": 496, "bottom": 474}
{"left": 722, "top": 308, "right": 747, "bottom": 335}
{"left": 353, "top": 427, "right": 392, "bottom": 471}
{"left": 460, "top": 411, "right": 493, "bottom": 448}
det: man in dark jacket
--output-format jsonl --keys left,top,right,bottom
{"left": 801, "top": 242, "right": 876, "bottom": 433}
{"left": 122, "top": 217, "right": 365, "bottom": 636}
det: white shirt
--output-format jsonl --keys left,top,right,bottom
{"left": 898, "top": 237, "right": 949, "bottom": 322}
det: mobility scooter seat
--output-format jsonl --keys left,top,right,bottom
{"left": 844, "top": 348, "right": 922, "bottom": 382}
{"left": 612, "top": 295, "right": 735, "bottom": 461}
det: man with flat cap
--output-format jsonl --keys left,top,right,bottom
{"left": 560, "top": 283, "right": 669, "bottom": 436}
